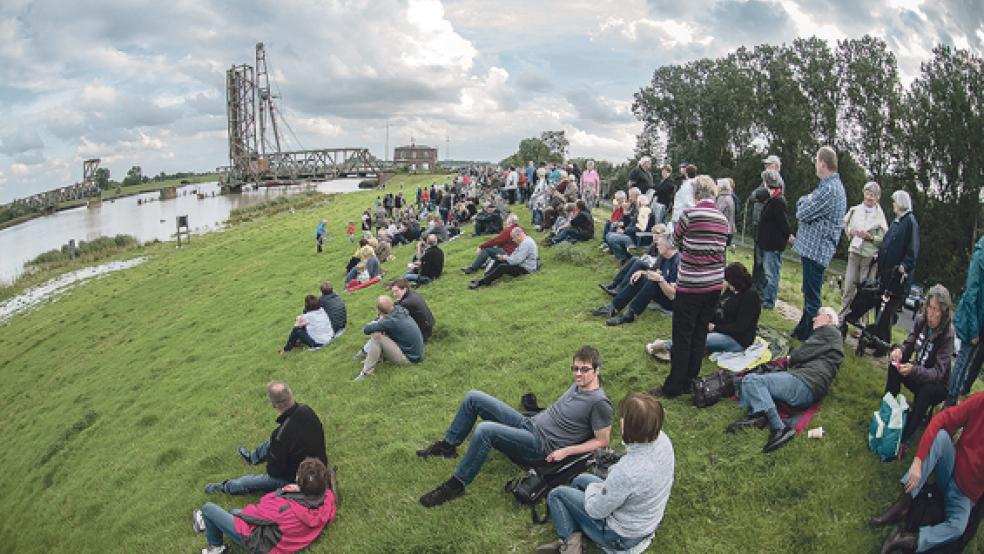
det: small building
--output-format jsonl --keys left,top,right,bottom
{"left": 393, "top": 142, "right": 438, "bottom": 171}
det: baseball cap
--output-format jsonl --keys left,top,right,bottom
{"left": 762, "top": 154, "right": 781, "bottom": 166}
{"left": 762, "top": 169, "right": 783, "bottom": 189}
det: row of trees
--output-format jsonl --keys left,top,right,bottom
{"left": 632, "top": 35, "right": 983, "bottom": 293}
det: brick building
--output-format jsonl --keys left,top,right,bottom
{"left": 393, "top": 142, "right": 438, "bottom": 171}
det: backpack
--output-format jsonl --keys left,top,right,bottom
{"left": 504, "top": 452, "right": 593, "bottom": 524}
{"left": 692, "top": 369, "right": 736, "bottom": 408}
{"left": 868, "top": 392, "right": 909, "bottom": 461}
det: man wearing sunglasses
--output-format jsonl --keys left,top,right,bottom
{"left": 417, "top": 346, "right": 613, "bottom": 508}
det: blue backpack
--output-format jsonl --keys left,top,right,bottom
{"left": 868, "top": 392, "right": 909, "bottom": 461}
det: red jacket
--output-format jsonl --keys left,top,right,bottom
{"left": 608, "top": 206, "right": 624, "bottom": 223}
{"left": 234, "top": 487, "right": 337, "bottom": 553}
{"left": 479, "top": 224, "right": 518, "bottom": 254}
{"left": 916, "top": 392, "right": 984, "bottom": 502}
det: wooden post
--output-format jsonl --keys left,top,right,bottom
{"left": 176, "top": 215, "right": 190, "bottom": 247}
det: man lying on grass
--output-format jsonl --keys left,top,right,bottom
{"left": 205, "top": 381, "right": 328, "bottom": 495}
{"left": 417, "top": 345, "right": 613, "bottom": 507}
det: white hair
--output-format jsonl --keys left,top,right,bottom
{"left": 628, "top": 187, "right": 641, "bottom": 197}
{"left": 892, "top": 190, "right": 912, "bottom": 212}
{"left": 613, "top": 190, "right": 627, "bottom": 201}
{"left": 639, "top": 156, "right": 651, "bottom": 166}
{"left": 716, "top": 178, "right": 732, "bottom": 192}
{"left": 638, "top": 195, "right": 651, "bottom": 207}
{"left": 586, "top": 160, "right": 595, "bottom": 169}
{"left": 505, "top": 213, "right": 519, "bottom": 226}
{"left": 818, "top": 306, "right": 839, "bottom": 327}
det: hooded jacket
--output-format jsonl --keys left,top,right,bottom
{"left": 787, "top": 324, "right": 844, "bottom": 399}
{"left": 234, "top": 487, "right": 337, "bottom": 554}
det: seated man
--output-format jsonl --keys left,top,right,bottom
{"left": 549, "top": 200, "right": 594, "bottom": 245}
{"left": 195, "top": 457, "right": 336, "bottom": 554}
{"left": 416, "top": 346, "right": 613, "bottom": 507}
{"left": 403, "top": 234, "right": 444, "bottom": 285}
{"left": 318, "top": 281, "right": 347, "bottom": 337}
{"left": 728, "top": 307, "right": 844, "bottom": 453}
{"left": 423, "top": 216, "right": 449, "bottom": 243}
{"left": 473, "top": 204, "right": 504, "bottom": 236}
{"left": 390, "top": 278, "right": 435, "bottom": 341}
{"left": 871, "top": 392, "right": 984, "bottom": 553}
{"left": 468, "top": 226, "right": 539, "bottom": 289}
{"left": 461, "top": 214, "right": 519, "bottom": 274}
{"left": 205, "top": 381, "right": 327, "bottom": 495}
{"left": 591, "top": 234, "right": 678, "bottom": 325}
{"left": 597, "top": 224, "right": 668, "bottom": 296}
{"left": 353, "top": 295, "right": 425, "bottom": 381}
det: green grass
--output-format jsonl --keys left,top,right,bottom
{"left": 0, "top": 182, "right": 980, "bottom": 553}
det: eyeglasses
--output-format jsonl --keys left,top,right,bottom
{"left": 571, "top": 365, "right": 595, "bottom": 374}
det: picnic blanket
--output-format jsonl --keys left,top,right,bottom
{"left": 777, "top": 399, "right": 822, "bottom": 433}
{"left": 346, "top": 276, "right": 381, "bottom": 292}
{"left": 711, "top": 338, "right": 771, "bottom": 372}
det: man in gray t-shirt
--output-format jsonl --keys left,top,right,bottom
{"left": 417, "top": 346, "right": 613, "bottom": 508}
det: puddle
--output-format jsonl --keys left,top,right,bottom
{"left": 0, "top": 257, "right": 149, "bottom": 324}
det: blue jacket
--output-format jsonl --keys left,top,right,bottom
{"left": 794, "top": 173, "right": 846, "bottom": 266}
{"left": 954, "top": 235, "right": 984, "bottom": 342}
{"left": 878, "top": 211, "right": 919, "bottom": 295}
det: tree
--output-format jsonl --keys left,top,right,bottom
{"left": 539, "top": 131, "right": 569, "bottom": 160}
{"left": 94, "top": 168, "right": 111, "bottom": 190}
{"left": 123, "top": 166, "right": 143, "bottom": 187}
{"left": 501, "top": 137, "right": 561, "bottom": 168}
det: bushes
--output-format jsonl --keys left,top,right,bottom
{"left": 227, "top": 192, "right": 331, "bottom": 225}
{"left": 27, "top": 234, "right": 141, "bottom": 269}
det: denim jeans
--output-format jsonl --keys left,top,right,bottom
{"left": 202, "top": 502, "right": 245, "bottom": 548}
{"left": 532, "top": 208, "right": 544, "bottom": 226}
{"left": 344, "top": 266, "right": 359, "bottom": 284}
{"left": 792, "top": 257, "right": 826, "bottom": 340}
{"left": 600, "top": 221, "right": 612, "bottom": 244}
{"left": 444, "top": 390, "right": 547, "bottom": 485}
{"left": 611, "top": 277, "right": 672, "bottom": 315}
{"left": 284, "top": 326, "right": 320, "bottom": 351}
{"left": 470, "top": 247, "right": 506, "bottom": 271}
{"left": 547, "top": 474, "right": 647, "bottom": 549}
{"left": 605, "top": 233, "right": 635, "bottom": 262}
{"left": 760, "top": 250, "right": 783, "bottom": 309}
{"left": 900, "top": 430, "right": 974, "bottom": 552}
{"left": 551, "top": 229, "right": 582, "bottom": 245}
{"left": 403, "top": 272, "right": 433, "bottom": 285}
{"left": 737, "top": 372, "right": 816, "bottom": 430}
{"left": 948, "top": 339, "right": 984, "bottom": 401}
{"left": 609, "top": 258, "right": 647, "bottom": 291}
{"left": 665, "top": 332, "right": 743, "bottom": 354}
{"left": 220, "top": 439, "right": 289, "bottom": 495}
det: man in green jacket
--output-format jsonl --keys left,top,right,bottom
{"left": 728, "top": 307, "right": 844, "bottom": 453}
{"left": 948, "top": 234, "right": 984, "bottom": 405}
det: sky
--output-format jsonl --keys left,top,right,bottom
{"left": 0, "top": 0, "right": 981, "bottom": 203}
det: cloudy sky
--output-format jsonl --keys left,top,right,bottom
{"left": 0, "top": 0, "right": 980, "bottom": 202}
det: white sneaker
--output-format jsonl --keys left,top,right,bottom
{"left": 202, "top": 546, "right": 227, "bottom": 554}
{"left": 192, "top": 509, "right": 206, "bottom": 533}
{"left": 353, "top": 368, "right": 374, "bottom": 381}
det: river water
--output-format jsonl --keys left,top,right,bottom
{"left": 0, "top": 178, "right": 365, "bottom": 284}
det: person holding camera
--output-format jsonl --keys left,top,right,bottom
{"left": 536, "top": 392, "right": 674, "bottom": 554}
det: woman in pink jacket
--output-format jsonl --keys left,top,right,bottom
{"left": 195, "top": 457, "right": 337, "bottom": 554}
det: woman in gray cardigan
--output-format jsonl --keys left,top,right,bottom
{"left": 536, "top": 393, "right": 675, "bottom": 554}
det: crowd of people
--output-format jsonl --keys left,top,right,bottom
{"left": 194, "top": 154, "right": 984, "bottom": 554}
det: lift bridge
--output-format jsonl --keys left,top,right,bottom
{"left": 224, "top": 43, "right": 387, "bottom": 188}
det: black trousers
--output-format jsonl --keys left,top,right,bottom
{"left": 477, "top": 263, "right": 528, "bottom": 286}
{"left": 885, "top": 362, "right": 947, "bottom": 443}
{"left": 662, "top": 290, "right": 720, "bottom": 396}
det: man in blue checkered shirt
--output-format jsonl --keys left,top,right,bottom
{"left": 791, "top": 146, "right": 847, "bottom": 341}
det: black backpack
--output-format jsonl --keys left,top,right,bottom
{"left": 504, "top": 452, "right": 593, "bottom": 524}
{"left": 692, "top": 369, "right": 736, "bottom": 408}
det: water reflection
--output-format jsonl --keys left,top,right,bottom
{"left": 0, "top": 179, "right": 366, "bottom": 283}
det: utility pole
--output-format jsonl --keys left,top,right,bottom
{"left": 445, "top": 133, "right": 450, "bottom": 162}
{"left": 385, "top": 121, "right": 389, "bottom": 164}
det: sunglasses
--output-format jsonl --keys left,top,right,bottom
{"left": 571, "top": 365, "right": 595, "bottom": 374}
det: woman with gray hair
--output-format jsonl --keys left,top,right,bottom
{"left": 884, "top": 283, "right": 955, "bottom": 448}
{"left": 715, "top": 178, "right": 737, "bottom": 248}
{"left": 844, "top": 189, "right": 919, "bottom": 355}
{"left": 838, "top": 181, "right": 889, "bottom": 321}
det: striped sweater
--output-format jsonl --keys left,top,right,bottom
{"left": 671, "top": 199, "right": 729, "bottom": 294}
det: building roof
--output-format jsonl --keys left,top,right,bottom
{"left": 395, "top": 144, "right": 436, "bottom": 150}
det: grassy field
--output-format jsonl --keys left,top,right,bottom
{"left": 0, "top": 174, "right": 979, "bottom": 553}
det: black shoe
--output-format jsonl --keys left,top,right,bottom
{"left": 870, "top": 493, "right": 912, "bottom": 527}
{"left": 416, "top": 440, "right": 458, "bottom": 459}
{"left": 648, "top": 386, "right": 679, "bottom": 399}
{"left": 726, "top": 415, "right": 768, "bottom": 434}
{"left": 591, "top": 305, "right": 615, "bottom": 317}
{"left": 880, "top": 527, "right": 917, "bottom": 554}
{"left": 460, "top": 267, "right": 475, "bottom": 274}
{"left": 606, "top": 312, "right": 635, "bottom": 326}
{"left": 839, "top": 322, "right": 848, "bottom": 340}
{"left": 420, "top": 477, "right": 465, "bottom": 507}
{"left": 597, "top": 283, "right": 616, "bottom": 296}
{"left": 763, "top": 425, "right": 796, "bottom": 453}
{"left": 468, "top": 281, "right": 481, "bottom": 290}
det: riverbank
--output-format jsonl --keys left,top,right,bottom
{"left": 0, "top": 180, "right": 978, "bottom": 553}
{"left": 0, "top": 174, "right": 219, "bottom": 231}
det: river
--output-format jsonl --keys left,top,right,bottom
{"left": 0, "top": 178, "right": 366, "bottom": 284}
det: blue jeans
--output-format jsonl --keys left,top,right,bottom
{"left": 666, "top": 332, "right": 743, "bottom": 354}
{"left": 737, "top": 372, "right": 816, "bottom": 430}
{"left": 284, "top": 326, "right": 321, "bottom": 351}
{"left": 948, "top": 339, "right": 983, "bottom": 401}
{"left": 605, "top": 233, "right": 635, "bottom": 262}
{"left": 900, "top": 430, "right": 974, "bottom": 552}
{"left": 469, "top": 247, "right": 506, "bottom": 271}
{"left": 609, "top": 258, "right": 647, "bottom": 291}
{"left": 444, "top": 390, "right": 547, "bottom": 485}
{"left": 344, "top": 266, "right": 359, "bottom": 284}
{"left": 201, "top": 502, "right": 245, "bottom": 548}
{"left": 793, "top": 257, "right": 826, "bottom": 340}
{"left": 219, "top": 440, "right": 290, "bottom": 495}
{"left": 547, "top": 474, "right": 647, "bottom": 549}
{"left": 760, "top": 250, "right": 783, "bottom": 309}
{"left": 611, "top": 277, "right": 673, "bottom": 315}
{"left": 532, "top": 208, "right": 544, "bottom": 226}
{"left": 403, "top": 272, "right": 433, "bottom": 285}
{"left": 600, "top": 221, "right": 613, "bottom": 244}
{"left": 551, "top": 228, "right": 582, "bottom": 244}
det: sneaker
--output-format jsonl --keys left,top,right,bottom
{"left": 606, "top": 312, "right": 635, "bottom": 326}
{"left": 307, "top": 346, "right": 323, "bottom": 352}
{"left": 353, "top": 368, "right": 374, "bottom": 381}
{"left": 192, "top": 509, "right": 206, "bottom": 533}
{"left": 645, "top": 340, "right": 668, "bottom": 356}
{"left": 468, "top": 281, "right": 481, "bottom": 290}
{"left": 460, "top": 267, "right": 476, "bottom": 274}
{"left": 352, "top": 348, "right": 367, "bottom": 360}
{"left": 204, "top": 482, "right": 224, "bottom": 494}
{"left": 763, "top": 425, "right": 796, "bottom": 453}
{"left": 590, "top": 305, "right": 615, "bottom": 317}
{"left": 535, "top": 539, "right": 562, "bottom": 554}
{"left": 201, "top": 546, "right": 227, "bottom": 554}
{"left": 237, "top": 446, "right": 252, "bottom": 464}
{"left": 726, "top": 415, "right": 768, "bottom": 434}
{"left": 419, "top": 477, "right": 465, "bottom": 507}
{"left": 416, "top": 440, "right": 458, "bottom": 459}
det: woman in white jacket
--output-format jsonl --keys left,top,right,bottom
{"left": 537, "top": 393, "right": 675, "bottom": 553}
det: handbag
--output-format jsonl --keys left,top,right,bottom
{"left": 504, "top": 452, "right": 593, "bottom": 524}
{"left": 692, "top": 369, "right": 736, "bottom": 408}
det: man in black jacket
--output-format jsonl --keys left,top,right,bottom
{"left": 652, "top": 164, "right": 675, "bottom": 221}
{"left": 390, "top": 278, "right": 435, "bottom": 340}
{"left": 627, "top": 156, "right": 654, "bottom": 194}
{"left": 404, "top": 234, "right": 444, "bottom": 285}
{"left": 318, "top": 281, "right": 347, "bottom": 336}
{"left": 755, "top": 169, "right": 792, "bottom": 309}
{"left": 205, "top": 381, "right": 327, "bottom": 495}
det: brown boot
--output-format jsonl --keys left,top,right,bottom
{"left": 559, "top": 532, "right": 583, "bottom": 554}
{"left": 870, "top": 493, "right": 912, "bottom": 527}
{"left": 880, "top": 527, "right": 917, "bottom": 553}
{"left": 534, "top": 540, "right": 562, "bottom": 554}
